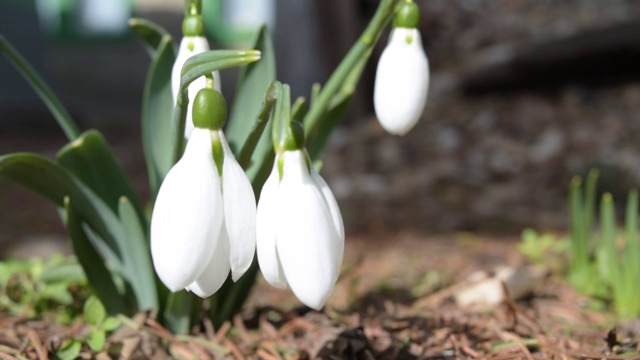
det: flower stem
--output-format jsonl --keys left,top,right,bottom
{"left": 302, "top": 0, "right": 400, "bottom": 152}
{"left": 238, "top": 82, "right": 280, "bottom": 169}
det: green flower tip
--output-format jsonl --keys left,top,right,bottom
{"left": 193, "top": 88, "right": 227, "bottom": 130}
{"left": 393, "top": 1, "right": 420, "bottom": 29}
{"left": 182, "top": 14, "right": 204, "bottom": 36}
{"left": 283, "top": 121, "right": 305, "bottom": 151}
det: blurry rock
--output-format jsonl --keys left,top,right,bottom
{"left": 455, "top": 266, "right": 548, "bottom": 307}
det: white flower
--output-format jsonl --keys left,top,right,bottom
{"left": 256, "top": 150, "right": 344, "bottom": 310}
{"left": 151, "top": 128, "right": 256, "bottom": 297}
{"left": 171, "top": 36, "right": 222, "bottom": 139}
{"left": 373, "top": 27, "right": 429, "bottom": 136}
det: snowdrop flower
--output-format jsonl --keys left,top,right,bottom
{"left": 172, "top": 5, "right": 221, "bottom": 140}
{"left": 151, "top": 86, "right": 256, "bottom": 297}
{"left": 373, "top": 0, "right": 429, "bottom": 136}
{"left": 257, "top": 146, "right": 344, "bottom": 310}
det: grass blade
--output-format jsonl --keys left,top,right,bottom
{"left": 0, "top": 35, "right": 80, "bottom": 141}
{"left": 624, "top": 190, "right": 640, "bottom": 317}
{"left": 118, "top": 197, "right": 158, "bottom": 310}
{"left": 64, "top": 197, "right": 128, "bottom": 315}
{"left": 141, "top": 35, "right": 177, "bottom": 196}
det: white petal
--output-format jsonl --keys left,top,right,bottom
{"left": 374, "top": 28, "right": 429, "bottom": 136}
{"left": 150, "top": 129, "right": 223, "bottom": 291}
{"left": 276, "top": 151, "right": 339, "bottom": 310}
{"left": 186, "top": 224, "right": 231, "bottom": 298}
{"left": 311, "top": 168, "right": 345, "bottom": 279}
{"left": 171, "top": 36, "right": 222, "bottom": 139}
{"left": 256, "top": 161, "right": 287, "bottom": 288}
{"left": 218, "top": 132, "right": 257, "bottom": 281}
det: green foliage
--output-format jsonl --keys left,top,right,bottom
{"left": 518, "top": 229, "right": 569, "bottom": 271}
{"left": 83, "top": 295, "right": 121, "bottom": 351}
{"left": 0, "top": 0, "right": 404, "bottom": 334}
{"left": 526, "top": 169, "right": 640, "bottom": 319}
{"left": 0, "top": 256, "right": 89, "bottom": 323}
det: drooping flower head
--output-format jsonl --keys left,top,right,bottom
{"left": 256, "top": 92, "right": 345, "bottom": 310}
{"left": 374, "top": 0, "right": 429, "bottom": 136}
{"left": 172, "top": 2, "right": 222, "bottom": 140}
{"left": 151, "top": 79, "right": 256, "bottom": 297}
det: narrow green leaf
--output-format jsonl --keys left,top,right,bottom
{"left": 624, "top": 190, "right": 640, "bottom": 317}
{"left": 0, "top": 35, "right": 80, "bottom": 141}
{"left": 584, "top": 169, "right": 599, "bottom": 245}
{"left": 118, "top": 196, "right": 158, "bottom": 310}
{"left": 65, "top": 198, "right": 128, "bottom": 315}
{"left": 141, "top": 35, "right": 177, "bottom": 196}
{"left": 57, "top": 130, "right": 144, "bottom": 223}
{"left": 291, "top": 96, "right": 308, "bottom": 121}
{"left": 180, "top": 49, "right": 263, "bottom": 76}
{"left": 179, "top": 54, "right": 262, "bottom": 94}
{"left": 163, "top": 291, "right": 194, "bottom": 334}
{"left": 225, "top": 26, "right": 276, "bottom": 181}
{"left": 237, "top": 82, "right": 279, "bottom": 170}
{"left": 303, "top": 0, "right": 400, "bottom": 151}
{"left": 307, "top": 91, "right": 354, "bottom": 160}
{"left": 39, "top": 283, "right": 73, "bottom": 305}
{"left": 599, "top": 193, "right": 620, "bottom": 296}
{"left": 172, "top": 50, "right": 263, "bottom": 164}
{"left": 569, "top": 176, "right": 588, "bottom": 275}
{"left": 0, "top": 153, "right": 122, "bottom": 256}
{"left": 129, "top": 18, "right": 172, "bottom": 56}
{"left": 84, "top": 295, "right": 107, "bottom": 326}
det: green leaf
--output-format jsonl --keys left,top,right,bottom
{"left": 0, "top": 153, "right": 122, "bottom": 257}
{"left": 84, "top": 295, "right": 107, "bottom": 325}
{"left": 163, "top": 290, "right": 194, "bottom": 335}
{"left": 624, "top": 190, "right": 640, "bottom": 317}
{"left": 303, "top": 0, "right": 400, "bottom": 155}
{"left": 65, "top": 197, "right": 128, "bottom": 315}
{"left": 39, "top": 261, "right": 86, "bottom": 284}
{"left": 118, "top": 197, "right": 158, "bottom": 310}
{"left": 180, "top": 49, "right": 263, "bottom": 76}
{"left": 307, "top": 90, "right": 354, "bottom": 160}
{"left": 102, "top": 317, "right": 121, "bottom": 332}
{"left": 57, "top": 130, "right": 144, "bottom": 222}
{"left": 56, "top": 339, "right": 82, "bottom": 360}
{"left": 141, "top": 35, "right": 177, "bottom": 198}
{"left": 172, "top": 50, "right": 263, "bottom": 165}
{"left": 0, "top": 35, "right": 80, "bottom": 141}
{"left": 39, "top": 283, "right": 73, "bottom": 305}
{"left": 86, "top": 329, "right": 106, "bottom": 352}
{"left": 598, "top": 193, "right": 620, "bottom": 292}
{"left": 225, "top": 26, "right": 276, "bottom": 184}
{"left": 129, "top": 18, "right": 172, "bottom": 56}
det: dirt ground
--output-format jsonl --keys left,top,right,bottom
{"left": 1, "top": 233, "right": 638, "bottom": 359}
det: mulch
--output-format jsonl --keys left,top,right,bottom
{"left": 1, "top": 235, "right": 639, "bottom": 359}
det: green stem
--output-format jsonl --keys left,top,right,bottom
{"left": 172, "top": 89, "right": 189, "bottom": 164}
{"left": 302, "top": 0, "right": 399, "bottom": 144}
{"left": 0, "top": 35, "right": 80, "bottom": 141}
{"left": 238, "top": 82, "right": 280, "bottom": 169}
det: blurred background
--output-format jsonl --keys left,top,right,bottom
{"left": 2, "top": 0, "right": 640, "bottom": 256}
